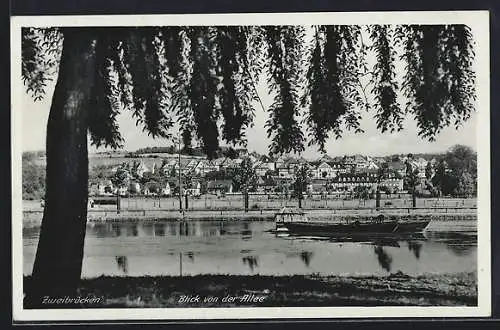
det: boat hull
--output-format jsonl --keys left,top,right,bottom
{"left": 392, "top": 220, "right": 431, "bottom": 233}
{"left": 282, "top": 220, "right": 430, "bottom": 237}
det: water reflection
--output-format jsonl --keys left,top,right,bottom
{"left": 445, "top": 243, "right": 475, "bottom": 256}
{"left": 115, "top": 256, "right": 128, "bottom": 274}
{"left": 407, "top": 241, "right": 423, "bottom": 260}
{"left": 241, "top": 222, "right": 252, "bottom": 238}
{"left": 154, "top": 223, "right": 165, "bottom": 236}
{"left": 128, "top": 225, "right": 138, "bottom": 236}
{"left": 23, "top": 220, "right": 477, "bottom": 277}
{"left": 242, "top": 256, "right": 259, "bottom": 272}
{"left": 88, "top": 220, "right": 254, "bottom": 238}
{"left": 373, "top": 246, "right": 393, "bottom": 272}
{"left": 86, "top": 221, "right": 477, "bottom": 262}
{"left": 111, "top": 224, "right": 121, "bottom": 237}
{"left": 372, "top": 238, "right": 400, "bottom": 248}
{"left": 424, "top": 231, "right": 476, "bottom": 256}
{"left": 300, "top": 251, "right": 314, "bottom": 267}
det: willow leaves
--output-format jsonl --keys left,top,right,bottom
{"left": 21, "top": 24, "right": 476, "bottom": 157}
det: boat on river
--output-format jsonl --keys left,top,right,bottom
{"left": 274, "top": 208, "right": 430, "bottom": 237}
{"left": 274, "top": 207, "right": 308, "bottom": 234}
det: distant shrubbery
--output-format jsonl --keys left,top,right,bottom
{"left": 22, "top": 154, "right": 45, "bottom": 200}
{"left": 135, "top": 146, "right": 177, "bottom": 154}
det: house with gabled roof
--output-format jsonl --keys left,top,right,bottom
{"left": 174, "top": 158, "right": 195, "bottom": 175}
{"left": 413, "top": 157, "right": 428, "bottom": 178}
{"left": 185, "top": 158, "right": 199, "bottom": 170}
{"left": 328, "top": 161, "right": 347, "bottom": 175}
{"left": 224, "top": 158, "right": 239, "bottom": 170}
{"left": 192, "top": 159, "right": 214, "bottom": 176}
{"left": 276, "top": 161, "right": 293, "bottom": 178}
{"left": 365, "top": 160, "right": 379, "bottom": 171}
{"left": 314, "top": 161, "right": 334, "bottom": 179}
{"left": 92, "top": 179, "right": 114, "bottom": 196}
{"left": 207, "top": 180, "right": 233, "bottom": 195}
{"left": 212, "top": 157, "right": 228, "bottom": 171}
{"left": 317, "top": 154, "right": 334, "bottom": 163}
{"left": 254, "top": 161, "right": 272, "bottom": 177}
{"left": 273, "top": 155, "right": 287, "bottom": 170}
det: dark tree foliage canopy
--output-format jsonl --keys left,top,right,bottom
{"left": 22, "top": 24, "right": 476, "bottom": 157}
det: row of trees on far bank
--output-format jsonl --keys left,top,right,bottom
{"left": 22, "top": 153, "right": 45, "bottom": 200}
{"left": 431, "top": 145, "right": 477, "bottom": 197}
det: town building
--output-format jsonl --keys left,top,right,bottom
{"left": 207, "top": 180, "right": 233, "bottom": 195}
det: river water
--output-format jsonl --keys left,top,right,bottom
{"left": 23, "top": 219, "right": 477, "bottom": 278}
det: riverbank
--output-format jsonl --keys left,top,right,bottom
{"left": 22, "top": 208, "right": 478, "bottom": 228}
{"left": 22, "top": 196, "right": 477, "bottom": 228}
{"left": 23, "top": 196, "right": 477, "bottom": 212}
{"left": 23, "top": 271, "right": 477, "bottom": 308}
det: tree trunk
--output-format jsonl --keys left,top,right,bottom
{"left": 26, "top": 30, "right": 97, "bottom": 307}
{"left": 116, "top": 193, "right": 121, "bottom": 214}
{"left": 412, "top": 190, "right": 417, "bottom": 208}
{"left": 376, "top": 189, "right": 381, "bottom": 211}
{"left": 244, "top": 188, "right": 248, "bottom": 212}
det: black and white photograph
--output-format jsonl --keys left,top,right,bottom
{"left": 11, "top": 11, "right": 491, "bottom": 321}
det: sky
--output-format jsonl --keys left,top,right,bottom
{"left": 20, "top": 27, "right": 478, "bottom": 159}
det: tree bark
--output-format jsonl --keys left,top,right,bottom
{"left": 298, "top": 191, "right": 302, "bottom": 209}
{"left": 375, "top": 189, "right": 381, "bottom": 211}
{"left": 244, "top": 188, "right": 248, "bottom": 212}
{"left": 116, "top": 193, "right": 121, "bottom": 214}
{"left": 26, "top": 29, "right": 97, "bottom": 307}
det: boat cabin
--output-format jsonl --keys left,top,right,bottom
{"left": 274, "top": 207, "right": 308, "bottom": 224}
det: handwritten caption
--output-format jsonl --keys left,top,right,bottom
{"left": 178, "top": 294, "right": 267, "bottom": 304}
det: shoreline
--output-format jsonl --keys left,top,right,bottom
{"left": 23, "top": 271, "right": 477, "bottom": 308}
{"left": 22, "top": 208, "right": 478, "bottom": 228}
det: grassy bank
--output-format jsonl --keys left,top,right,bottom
{"left": 24, "top": 272, "right": 477, "bottom": 308}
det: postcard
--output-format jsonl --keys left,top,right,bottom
{"left": 11, "top": 10, "right": 491, "bottom": 322}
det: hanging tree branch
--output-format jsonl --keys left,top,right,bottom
{"left": 22, "top": 24, "right": 477, "bottom": 156}
{"left": 264, "top": 25, "right": 306, "bottom": 156}
{"left": 369, "top": 24, "right": 404, "bottom": 133}
{"left": 397, "top": 24, "right": 476, "bottom": 141}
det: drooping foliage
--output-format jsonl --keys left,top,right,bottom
{"left": 21, "top": 28, "right": 63, "bottom": 102}
{"left": 21, "top": 24, "right": 476, "bottom": 157}
{"left": 396, "top": 25, "right": 476, "bottom": 140}
{"left": 369, "top": 25, "right": 403, "bottom": 133}
{"left": 214, "top": 27, "right": 260, "bottom": 145}
{"left": 264, "top": 26, "right": 306, "bottom": 156}
{"left": 188, "top": 26, "right": 220, "bottom": 157}
{"left": 302, "top": 25, "right": 365, "bottom": 152}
